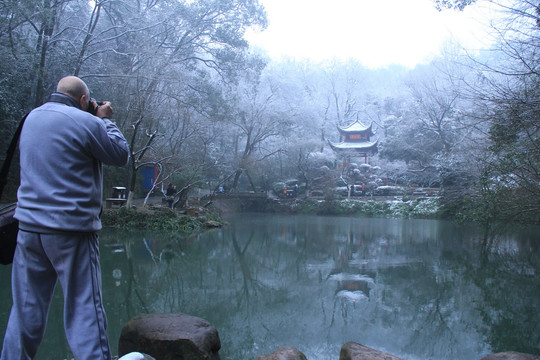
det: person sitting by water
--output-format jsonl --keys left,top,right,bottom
{"left": 166, "top": 183, "right": 176, "bottom": 208}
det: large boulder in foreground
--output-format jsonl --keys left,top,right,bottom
{"left": 481, "top": 352, "right": 540, "bottom": 360}
{"left": 339, "top": 342, "right": 403, "bottom": 360}
{"left": 254, "top": 346, "right": 308, "bottom": 360}
{"left": 118, "top": 313, "right": 221, "bottom": 360}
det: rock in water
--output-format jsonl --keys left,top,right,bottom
{"left": 118, "top": 313, "right": 221, "bottom": 360}
{"left": 339, "top": 342, "right": 403, "bottom": 360}
{"left": 254, "top": 346, "right": 308, "bottom": 360}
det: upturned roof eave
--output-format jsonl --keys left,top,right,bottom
{"left": 328, "top": 139, "right": 378, "bottom": 152}
{"left": 336, "top": 119, "right": 373, "bottom": 134}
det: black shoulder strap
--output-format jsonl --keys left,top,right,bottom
{"left": 0, "top": 112, "right": 30, "bottom": 200}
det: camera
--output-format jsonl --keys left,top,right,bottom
{"left": 87, "top": 98, "right": 104, "bottom": 116}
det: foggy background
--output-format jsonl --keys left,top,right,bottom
{"left": 0, "top": 0, "right": 538, "bottom": 223}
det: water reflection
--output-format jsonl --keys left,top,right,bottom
{"left": 0, "top": 215, "right": 539, "bottom": 360}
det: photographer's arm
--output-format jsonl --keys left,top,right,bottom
{"left": 95, "top": 101, "right": 113, "bottom": 119}
{"left": 89, "top": 101, "right": 130, "bottom": 167}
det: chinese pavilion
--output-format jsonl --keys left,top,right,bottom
{"left": 328, "top": 119, "right": 378, "bottom": 163}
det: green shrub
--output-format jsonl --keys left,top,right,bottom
{"left": 101, "top": 207, "right": 220, "bottom": 235}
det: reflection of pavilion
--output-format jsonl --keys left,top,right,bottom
{"left": 329, "top": 272, "right": 375, "bottom": 300}
{"left": 329, "top": 254, "right": 375, "bottom": 300}
{"left": 326, "top": 222, "right": 380, "bottom": 300}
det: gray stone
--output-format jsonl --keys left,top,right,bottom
{"left": 481, "top": 352, "right": 540, "bottom": 360}
{"left": 339, "top": 342, "right": 403, "bottom": 360}
{"left": 118, "top": 313, "right": 221, "bottom": 360}
{"left": 254, "top": 346, "right": 308, "bottom": 360}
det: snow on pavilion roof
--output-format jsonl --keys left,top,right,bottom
{"left": 337, "top": 119, "right": 373, "bottom": 134}
{"left": 328, "top": 139, "right": 378, "bottom": 153}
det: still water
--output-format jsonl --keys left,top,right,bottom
{"left": 1, "top": 214, "right": 539, "bottom": 360}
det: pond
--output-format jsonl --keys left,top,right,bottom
{"left": 1, "top": 214, "right": 539, "bottom": 360}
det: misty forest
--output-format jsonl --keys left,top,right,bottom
{"left": 1, "top": 0, "right": 539, "bottom": 225}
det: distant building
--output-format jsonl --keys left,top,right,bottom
{"left": 328, "top": 119, "right": 378, "bottom": 164}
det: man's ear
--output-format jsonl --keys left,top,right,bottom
{"left": 79, "top": 94, "right": 89, "bottom": 111}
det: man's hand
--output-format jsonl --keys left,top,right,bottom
{"left": 95, "top": 101, "right": 113, "bottom": 119}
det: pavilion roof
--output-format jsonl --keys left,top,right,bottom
{"left": 328, "top": 139, "right": 378, "bottom": 153}
{"left": 337, "top": 120, "right": 373, "bottom": 134}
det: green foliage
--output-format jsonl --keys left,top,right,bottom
{"left": 476, "top": 79, "right": 540, "bottom": 224}
{"left": 437, "top": 199, "right": 464, "bottom": 220}
{"left": 291, "top": 199, "right": 321, "bottom": 213}
{"left": 101, "top": 207, "right": 223, "bottom": 234}
{"left": 441, "top": 164, "right": 540, "bottom": 225}
{"left": 458, "top": 188, "right": 540, "bottom": 225}
{"left": 272, "top": 198, "right": 442, "bottom": 218}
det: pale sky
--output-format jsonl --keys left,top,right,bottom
{"left": 246, "top": 0, "right": 499, "bottom": 68}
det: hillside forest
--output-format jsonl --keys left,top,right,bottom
{"left": 0, "top": 0, "right": 539, "bottom": 224}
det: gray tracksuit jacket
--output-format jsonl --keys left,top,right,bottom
{"left": 14, "top": 93, "right": 130, "bottom": 233}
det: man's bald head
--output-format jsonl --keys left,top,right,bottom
{"left": 56, "top": 76, "right": 90, "bottom": 110}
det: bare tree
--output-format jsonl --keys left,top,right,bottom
{"left": 224, "top": 77, "right": 295, "bottom": 192}
{"left": 436, "top": 0, "right": 540, "bottom": 221}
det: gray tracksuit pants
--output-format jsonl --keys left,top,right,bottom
{"left": 0, "top": 230, "right": 111, "bottom": 360}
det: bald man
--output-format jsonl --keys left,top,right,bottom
{"left": 1, "top": 76, "right": 129, "bottom": 360}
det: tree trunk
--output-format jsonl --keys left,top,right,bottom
{"left": 34, "top": 0, "right": 57, "bottom": 107}
{"left": 231, "top": 169, "right": 243, "bottom": 191}
{"left": 73, "top": 2, "right": 102, "bottom": 76}
{"left": 245, "top": 170, "right": 257, "bottom": 192}
{"left": 126, "top": 191, "right": 135, "bottom": 209}
{"left": 126, "top": 159, "right": 138, "bottom": 208}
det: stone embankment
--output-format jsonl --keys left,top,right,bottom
{"left": 118, "top": 313, "right": 540, "bottom": 360}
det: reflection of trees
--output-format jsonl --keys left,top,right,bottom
{"left": 125, "top": 251, "right": 150, "bottom": 315}
{"left": 465, "top": 228, "right": 540, "bottom": 355}
{"left": 319, "top": 219, "right": 491, "bottom": 359}
{"left": 229, "top": 222, "right": 310, "bottom": 309}
{"left": 231, "top": 230, "right": 255, "bottom": 305}
{"left": 101, "top": 230, "right": 189, "bottom": 321}
{"left": 387, "top": 222, "right": 540, "bottom": 358}
{"left": 94, "top": 217, "right": 540, "bottom": 360}
{"left": 400, "top": 269, "right": 463, "bottom": 357}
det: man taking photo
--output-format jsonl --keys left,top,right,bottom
{"left": 1, "top": 76, "right": 130, "bottom": 360}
